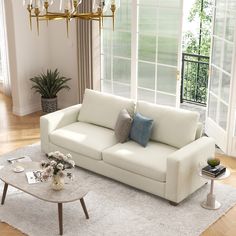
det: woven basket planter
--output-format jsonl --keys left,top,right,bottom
{"left": 41, "top": 97, "right": 57, "bottom": 113}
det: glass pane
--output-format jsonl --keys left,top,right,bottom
{"left": 138, "top": 34, "right": 156, "bottom": 62}
{"left": 113, "top": 58, "right": 131, "bottom": 84}
{"left": 101, "top": 54, "right": 111, "bottom": 80}
{"left": 210, "top": 66, "right": 220, "bottom": 96}
{"left": 225, "top": 11, "right": 236, "bottom": 42}
{"left": 219, "top": 102, "right": 228, "bottom": 130}
{"left": 208, "top": 94, "right": 217, "bottom": 122}
{"left": 228, "top": 0, "right": 236, "bottom": 11}
{"left": 113, "top": 31, "right": 131, "bottom": 57}
{"left": 102, "top": 30, "right": 112, "bottom": 55}
{"left": 211, "top": 37, "right": 222, "bottom": 68}
{"left": 103, "top": 0, "right": 131, "bottom": 30}
{"left": 101, "top": 80, "right": 112, "bottom": 94}
{"left": 158, "top": 37, "right": 178, "bottom": 66}
{"left": 215, "top": 0, "right": 226, "bottom": 9}
{"left": 138, "top": 62, "right": 155, "bottom": 89}
{"left": 223, "top": 42, "right": 233, "bottom": 74}
{"left": 115, "top": 2, "right": 131, "bottom": 31}
{"left": 213, "top": 7, "right": 225, "bottom": 38}
{"left": 113, "top": 83, "right": 131, "bottom": 98}
{"left": 139, "top": 0, "right": 181, "bottom": 7}
{"left": 220, "top": 73, "right": 231, "bottom": 103}
{"left": 158, "top": 0, "right": 181, "bottom": 7}
{"left": 139, "top": 0, "right": 158, "bottom": 5}
{"left": 158, "top": 8, "right": 181, "bottom": 37}
{"left": 139, "top": 6, "right": 157, "bottom": 35}
{"left": 138, "top": 88, "right": 155, "bottom": 103}
{"left": 156, "top": 92, "right": 176, "bottom": 106}
{"left": 157, "top": 66, "right": 176, "bottom": 94}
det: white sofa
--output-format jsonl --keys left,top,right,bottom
{"left": 40, "top": 89, "right": 215, "bottom": 204}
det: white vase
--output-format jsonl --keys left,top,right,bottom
{"left": 51, "top": 174, "right": 64, "bottom": 191}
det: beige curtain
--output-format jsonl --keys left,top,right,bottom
{"left": 77, "top": 0, "right": 93, "bottom": 103}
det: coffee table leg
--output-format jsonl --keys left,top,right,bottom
{"left": 58, "top": 203, "right": 63, "bottom": 235}
{"left": 80, "top": 198, "right": 89, "bottom": 219}
{"left": 1, "top": 183, "right": 8, "bottom": 205}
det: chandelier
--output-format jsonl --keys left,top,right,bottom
{"left": 23, "top": 0, "right": 119, "bottom": 36}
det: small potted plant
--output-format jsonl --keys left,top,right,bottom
{"left": 30, "top": 69, "right": 71, "bottom": 113}
{"left": 207, "top": 157, "right": 220, "bottom": 169}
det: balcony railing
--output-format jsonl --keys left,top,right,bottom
{"left": 180, "top": 53, "right": 209, "bottom": 106}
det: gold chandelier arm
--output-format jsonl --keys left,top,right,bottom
{"left": 72, "top": 12, "right": 100, "bottom": 19}
{"left": 34, "top": 7, "right": 40, "bottom": 35}
{"left": 101, "top": 15, "right": 114, "bottom": 18}
{"left": 46, "top": 12, "right": 67, "bottom": 16}
{"left": 27, "top": 4, "right": 32, "bottom": 31}
{"left": 111, "top": 4, "right": 116, "bottom": 31}
{"left": 65, "top": 9, "right": 70, "bottom": 38}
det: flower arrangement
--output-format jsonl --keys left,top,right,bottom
{"left": 41, "top": 151, "right": 75, "bottom": 181}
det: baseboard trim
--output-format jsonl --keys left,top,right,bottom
{"left": 13, "top": 102, "right": 41, "bottom": 116}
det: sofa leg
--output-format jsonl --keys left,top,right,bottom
{"left": 169, "top": 201, "right": 179, "bottom": 206}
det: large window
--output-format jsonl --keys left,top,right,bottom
{"left": 101, "top": 0, "right": 183, "bottom": 106}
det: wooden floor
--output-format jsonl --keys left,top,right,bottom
{"left": 0, "top": 92, "right": 236, "bottom": 236}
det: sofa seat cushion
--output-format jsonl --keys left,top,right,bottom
{"left": 102, "top": 141, "right": 177, "bottom": 182}
{"left": 49, "top": 122, "right": 117, "bottom": 160}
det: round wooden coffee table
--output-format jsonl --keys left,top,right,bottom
{"left": 0, "top": 162, "right": 89, "bottom": 235}
{"left": 199, "top": 168, "right": 230, "bottom": 210}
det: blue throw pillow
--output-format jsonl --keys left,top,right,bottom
{"left": 130, "top": 113, "right": 153, "bottom": 147}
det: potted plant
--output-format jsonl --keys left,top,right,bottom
{"left": 30, "top": 69, "right": 71, "bottom": 113}
{"left": 41, "top": 151, "right": 75, "bottom": 191}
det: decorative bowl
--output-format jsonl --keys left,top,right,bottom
{"left": 207, "top": 158, "right": 220, "bottom": 168}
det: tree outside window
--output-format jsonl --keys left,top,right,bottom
{"left": 181, "top": 0, "right": 213, "bottom": 104}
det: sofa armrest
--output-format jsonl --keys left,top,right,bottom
{"left": 165, "top": 136, "right": 215, "bottom": 203}
{"left": 40, "top": 104, "right": 82, "bottom": 153}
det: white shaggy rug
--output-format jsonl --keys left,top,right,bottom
{"left": 1, "top": 144, "right": 236, "bottom": 236}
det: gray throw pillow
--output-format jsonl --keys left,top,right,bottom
{"left": 114, "top": 109, "right": 133, "bottom": 143}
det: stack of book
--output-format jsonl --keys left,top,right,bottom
{"left": 201, "top": 165, "right": 226, "bottom": 178}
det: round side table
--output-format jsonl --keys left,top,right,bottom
{"left": 199, "top": 168, "right": 230, "bottom": 210}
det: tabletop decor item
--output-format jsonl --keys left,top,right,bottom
{"left": 207, "top": 157, "right": 220, "bottom": 168}
{"left": 41, "top": 151, "right": 75, "bottom": 191}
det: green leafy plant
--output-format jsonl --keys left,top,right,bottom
{"left": 30, "top": 69, "right": 71, "bottom": 98}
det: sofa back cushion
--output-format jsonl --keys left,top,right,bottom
{"left": 78, "top": 89, "right": 135, "bottom": 130}
{"left": 136, "top": 101, "right": 200, "bottom": 148}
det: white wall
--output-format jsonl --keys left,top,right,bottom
{"left": 5, "top": 0, "right": 50, "bottom": 115}
{"left": 5, "top": 0, "right": 79, "bottom": 115}
{"left": 48, "top": 20, "right": 79, "bottom": 109}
